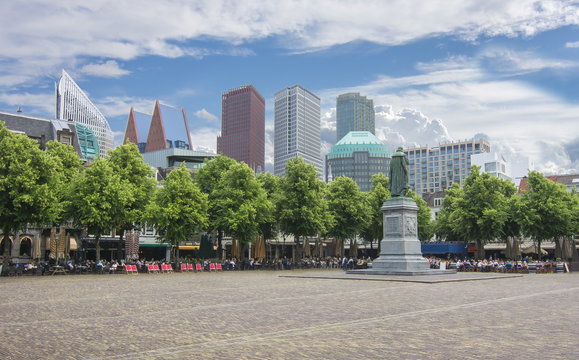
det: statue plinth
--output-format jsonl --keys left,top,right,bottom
{"left": 348, "top": 197, "right": 455, "bottom": 276}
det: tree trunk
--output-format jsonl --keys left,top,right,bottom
{"left": 303, "top": 237, "right": 310, "bottom": 257}
{"left": 217, "top": 229, "right": 223, "bottom": 260}
{"left": 2, "top": 232, "right": 11, "bottom": 275}
{"left": 537, "top": 239, "right": 543, "bottom": 261}
{"left": 118, "top": 228, "right": 125, "bottom": 260}
{"left": 350, "top": 238, "right": 358, "bottom": 258}
{"left": 475, "top": 239, "right": 485, "bottom": 260}
{"left": 95, "top": 235, "right": 101, "bottom": 262}
{"left": 505, "top": 236, "right": 513, "bottom": 260}
{"left": 555, "top": 237, "right": 563, "bottom": 260}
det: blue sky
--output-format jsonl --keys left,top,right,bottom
{"left": 1, "top": 0, "right": 579, "bottom": 174}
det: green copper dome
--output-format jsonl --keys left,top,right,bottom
{"left": 327, "top": 131, "right": 390, "bottom": 159}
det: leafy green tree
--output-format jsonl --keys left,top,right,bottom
{"left": 520, "top": 171, "right": 578, "bottom": 260}
{"left": 359, "top": 173, "right": 390, "bottom": 253}
{"left": 0, "top": 124, "right": 57, "bottom": 268}
{"left": 256, "top": 172, "right": 282, "bottom": 253}
{"left": 147, "top": 164, "right": 208, "bottom": 260}
{"left": 278, "top": 157, "right": 326, "bottom": 258}
{"left": 502, "top": 194, "right": 524, "bottom": 260}
{"left": 409, "top": 190, "right": 434, "bottom": 242}
{"left": 211, "top": 162, "right": 272, "bottom": 258}
{"left": 195, "top": 155, "right": 237, "bottom": 257}
{"left": 44, "top": 141, "right": 83, "bottom": 261}
{"left": 107, "top": 143, "right": 155, "bottom": 253}
{"left": 433, "top": 183, "right": 464, "bottom": 242}
{"left": 45, "top": 140, "right": 84, "bottom": 219}
{"left": 67, "top": 159, "right": 128, "bottom": 261}
{"left": 327, "top": 177, "right": 368, "bottom": 257}
{"left": 448, "top": 166, "right": 513, "bottom": 259}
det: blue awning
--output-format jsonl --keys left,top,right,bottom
{"left": 421, "top": 243, "right": 467, "bottom": 254}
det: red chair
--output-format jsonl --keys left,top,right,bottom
{"left": 215, "top": 263, "right": 223, "bottom": 271}
{"left": 195, "top": 264, "right": 202, "bottom": 272}
{"left": 209, "top": 263, "right": 216, "bottom": 272}
{"left": 180, "top": 263, "right": 187, "bottom": 272}
{"left": 187, "top": 263, "right": 193, "bottom": 271}
{"left": 147, "top": 264, "right": 158, "bottom": 274}
{"left": 166, "top": 264, "right": 174, "bottom": 273}
{"left": 153, "top": 264, "right": 160, "bottom": 273}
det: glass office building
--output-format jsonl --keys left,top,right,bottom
{"left": 336, "top": 93, "right": 375, "bottom": 142}
{"left": 274, "top": 85, "right": 323, "bottom": 177}
{"left": 56, "top": 70, "right": 114, "bottom": 157}
{"left": 217, "top": 85, "right": 265, "bottom": 172}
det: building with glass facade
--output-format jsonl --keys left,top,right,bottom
{"left": 326, "top": 131, "right": 391, "bottom": 192}
{"left": 123, "top": 100, "right": 193, "bottom": 153}
{"left": 217, "top": 85, "right": 265, "bottom": 172}
{"left": 274, "top": 85, "right": 323, "bottom": 177}
{"left": 405, "top": 138, "right": 491, "bottom": 194}
{"left": 0, "top": 110, "right": 100, "bottom": 163}
{"left": 55, "top": 70, "right": 114, "bottom": 156}
{"left": 336, "top": 93, "right": 375, "bottom": 142}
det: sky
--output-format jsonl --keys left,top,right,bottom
{"left": 1, "top": 0, "right": 579, "bottom": 174}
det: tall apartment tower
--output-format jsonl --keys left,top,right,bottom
{"left": 55, "top": 70, "right": 114, "bottom": 156}
{"left": 274, "top": 85, "right": 323, "bottom": 177}
{"left": 405, "top": 138, "right": 491, "bottom": 194}
{"left": 217, "top": 85, "right": 265, "bottom": 172}
{"left": 336, "top": 93, "right": 375, "bottom": 142}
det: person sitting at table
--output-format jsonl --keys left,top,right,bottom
{"left": 109, "top": 261, "right": 118, "bottom": 274}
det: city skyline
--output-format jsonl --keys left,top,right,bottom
{"left": 1, "top": 1, "right": 579, "bottom": 174}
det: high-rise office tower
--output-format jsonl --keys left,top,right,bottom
{"left": 336, "top": 93, "right": 375, "bottom": 142}
{"left": 274, "top": 85, "right": 323, "bottom": 177}
{"left": 55, "top": 70, "right": 114, "bottom": 156}
{"left": 217, "top": 85, "right": 265, "bottom": 172}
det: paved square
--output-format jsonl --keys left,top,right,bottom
{"left": 0, "top": 270, "right": 578, "bottom": 359}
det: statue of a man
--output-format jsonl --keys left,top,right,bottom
{"left": 389, "top": 147, "right": 409, "bottom": 197}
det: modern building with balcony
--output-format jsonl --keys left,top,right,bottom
{"left": 405, "top": 138, "right": 491, "bottom": 194}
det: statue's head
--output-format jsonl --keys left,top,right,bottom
{"left": 396, "top": 147, "right": 404, "bottom": 152}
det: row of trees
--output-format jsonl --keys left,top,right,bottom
{"left": 0, "top": 123, "right": 432, "bottom": 263}
{"left": 2, "top": 121, "right": 576, "bottom": 263}
{"left": 435, "top": 167, "right": 578, "bottom": 260}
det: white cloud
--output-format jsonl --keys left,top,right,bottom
{"left": 194, "top": 108, "right": 218, "bottom": 122}
{"left": 80, "top": 60, "right": 130, "bottom": 78}
{"left": 95, "top": 96, "right": 156, "bottom": 118}
{"left": 189, "top": 127, "right": 219, "bottom": 153}
{"left": 565, "top": 41, "right": 579, "bottom": 48}
{"left": 2, "top": 1, "right": 579, "bottom": 87}
{"left": 0, "top": 92, "right": 54, "bottom": 115}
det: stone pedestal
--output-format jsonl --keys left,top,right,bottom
{"left": 348, "top": 197, "right": 455, "bottom": 276}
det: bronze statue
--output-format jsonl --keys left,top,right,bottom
{"left": 389, "top": 147, "right": 409, "bottom": 197}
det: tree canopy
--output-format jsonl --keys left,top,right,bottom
{"left": 278, "top": 158, "right": 327, "bottom": 243}
{"left": 147, "top": 164, "right": 208, "bottom": 255}
{"left": 67, "top": 158, "right": 128, "bottom": 261}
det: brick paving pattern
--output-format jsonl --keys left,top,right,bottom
{"left": 0, "top": 270, "right": 578, "bottom": 359}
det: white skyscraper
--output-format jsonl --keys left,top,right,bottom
{"left": 274, "top": 85, "right": 323, "bottom": 177}
{"left": 56, "top": 70, "right": 114, "bottom": 156}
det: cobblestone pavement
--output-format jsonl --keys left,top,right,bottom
{"left": 0, "top": 270, "right": 578, "bottom": 360}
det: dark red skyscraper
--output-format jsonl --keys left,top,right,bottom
{"left": 217, "top": 85, "right": 265, "bottom": 172}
